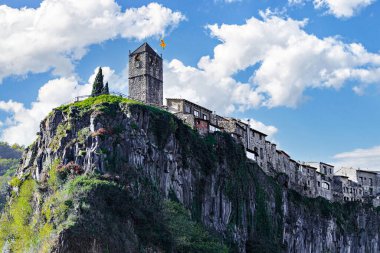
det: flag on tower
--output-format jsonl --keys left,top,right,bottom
{"left": 160, "top": 39, "right": 166, "bottom": 50}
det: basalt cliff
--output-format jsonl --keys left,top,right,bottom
{"left": 0, "top": 95, "right": 379, "bottom": 253}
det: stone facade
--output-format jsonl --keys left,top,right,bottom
{"left": 357, "top": 170, "right": 379, "bottom": 196}
{"left": 166, "top": 98, "right": 213, "bottom": 135}
{"left": 332, "top": 176, "right": 363, "bottom": 202}
{"left": 126, "top": 42, "right": 380, "bottom": 205}
{"left": 164, "top": 97, "right": 380, "bottom": 205}
{"left": 129, "top": 43, "right": 163, "bottom": 106}
{"left": 307, "top": 162, "right": 334, "bottom": 176}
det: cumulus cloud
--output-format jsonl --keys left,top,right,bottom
{"left": 165, "top": 13, "right": 380, "bottom": 110}
{"left": 248, "top": 119, "right": 278, "bottom": 141}
{"left": 0, "top": 1, "right": 185, "bottom": 81}
{"left": 314, "top": 0, "right": 375, "bottom": 18}
{"left": 0, "top": 66, "right": 127, "bottom": 145}
{"left": 289, "top": 0, "right": 306, "bottom": 5}
{"left": 290, "top": 0, "right": 375, "bottom": 18}
{"left": 237, "top": 118, "right": 278, "bottom": 142}
{"left": 333, "top": 146, "right": 380, "bottom": 171}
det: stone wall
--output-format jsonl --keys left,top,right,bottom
{"left": 168, "top": 99, "right": 377, "bottom": 205}
{"left": 16, "top": 101, "right": 380, "bottom": 252}
{"left": 129, "top": 44, "right": 163, "bottom": 106}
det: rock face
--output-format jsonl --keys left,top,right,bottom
{"left": 2, "top": 96, "right": 380, "bottom": 253}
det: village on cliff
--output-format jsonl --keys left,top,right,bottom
{"left": 89, "top": 42, "right": 380, "bottom": 207}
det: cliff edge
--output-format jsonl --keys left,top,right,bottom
{"left": 0, "top": 95, "right": 379, "bottom": 253}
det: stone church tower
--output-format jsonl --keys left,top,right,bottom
{"left": 128, "top": 43, "right": 163, "bottom": 106}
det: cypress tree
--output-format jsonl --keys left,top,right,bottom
{"left": 102, "top": 82, "right": 109, "bottom": 95}
{"left": 91, "top": 67, "right": 104, "bottom": 96}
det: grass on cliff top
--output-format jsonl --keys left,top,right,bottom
{"left": 55, "top": 94, "right": 142, "bottom": 113}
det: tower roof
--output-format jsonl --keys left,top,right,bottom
{"left": 130, "top": 42, "right": 161, "bottom": 58}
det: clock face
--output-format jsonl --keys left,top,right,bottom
{"left": 135, "top": 60, "right": 141, "bottom": 68}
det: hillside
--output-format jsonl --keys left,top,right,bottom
{"left": 0, "top": 142, "right": 23, "bottom": 211}
{"left": 0, "top": 95, "right": 379, "bottom": 253}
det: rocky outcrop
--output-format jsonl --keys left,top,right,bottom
{"left": 3, "top": 96, "right": 380, "bottom": 253}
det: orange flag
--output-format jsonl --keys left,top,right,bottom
{"left": 160, "top": 39, "right": 166, "bottom": 50}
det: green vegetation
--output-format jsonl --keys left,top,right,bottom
{"left": 9, "top": 176, "right": 22, "bottom": 188}
{"left": 287, "top": 190, "right": 363, "bottom": 233}
{"left": 56, "top": 94, "right": 141, "bottom": 114}
{"left": 1, "top": 94, "right": 374, "bottom": 252}
{"left": 91, "top": 67, "right": 109, "bottom": 96}
{"left": 49, "top": 122, "right": 71, "bottom": 151}
{"left": 76, "top": 127, "right": 91, "bottom": 144}
{"left": 0, "top": 162, "right": 108, "bottom": 252}
{"left": 0, "top": 142, "right": 23, "bottom": 160}
{"left": 163, "top": 200, "right": 228, "bottom": 253}
{"left": 0, "top": 179, "right": 36, "bottom": 252}
{"left": 0, "top": 142, "right": 23, "bottom": 211}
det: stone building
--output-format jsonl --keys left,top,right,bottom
{"left": 306, "top": 162, "right": 334, "bottom": 177}
{"left": 265, "top": 141, "right": 278, "bottom": 174}
{"left": 166, "top": 98, "right": 213, "bottom": 135}
{"left": 217, "top": 118, "right": 248, "bottom": 146}
{"left": 129, "top": 43, "right": 163, "bottom": 106}
{"left": 209, "top": 114, "right": 226, "bottom": 131}
{"left": 125, "top": 43, "right": 380, "bottom": 206}
{"left": 332, "top": 176, "right": 363, "bottom": 202}
{"left": 334, "top": 167, "right": 357, "bottom": 181}
{"left": 298, "top": 164, "right": 318, "bottom": 198}
{"left": 357, "top": 170, "right": 378, "bottom": 196}
{"left": 315, "top": 172, "right": 333, "bottom": 200}
{"left": 246, "top": 127, "right": 268, "bottom": 169}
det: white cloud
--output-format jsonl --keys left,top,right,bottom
{"left": 289, "top": 0, "right": 375, "bottom": 18}
{"left": 165, "top": 13, "right": 380, "bottom": 111}
{"left": 238, "top": 118, "right": 278, "bottom": 141}
{"left": 314, "top": 0, "right": 375, "bottom": 18}
{"left": 164, "top": 60, "right": 262, "bottom": 114}
{"left": 333, "top": 146, "right": 380, "bottom": 171}
{"left": 0, "top": 66, "right": 127, "bottom": 145}
{"left": 289, "top": 0, "right": 306, "bottom": 5}
{"left": 248, "top": 119, "right": 278, "bottom": 141}
{"left": 0, "top": 1, "right": 185, "bottom": 81}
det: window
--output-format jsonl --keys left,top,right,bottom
{"left": 203, "top": 114, "right": 208, "bottom": 120}
{"left": 209, "top": 125, "right": 220, "bottom": 133}
{"left": 359, "top": 177, "right": 363, "bottom": 183}
{"left": 322, "top": 182, "right": 330, "bottom": 190}
{"left": 370, "top": 178, "right": 373, "bottom": 186}
{"left": 260, "top": 148, "right": 264, "bottom": 159}
{"left": 317, "top": 181, "right": 321, "bottom": 187}
{"left": 194, "top": 110, "right": 199, "bottom": 117}
{"left": 307, "top": 180, "right": 310, "bottom": 186}
{"left": 184, "top": 105, "right": 191, "bottom": 113}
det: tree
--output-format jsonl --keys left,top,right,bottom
{"left": 91, "top": 67, "right": 104, "bottom": 96}
{"left": 102, "top": 82, "right": 109, "bottom": 95}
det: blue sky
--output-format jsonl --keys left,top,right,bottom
{"left": 1, "top": 0, "right": 380, "bottom": 170}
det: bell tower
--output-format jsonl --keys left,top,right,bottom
{"left": 128, "top": 43, "right": 163, "bottom": 106}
